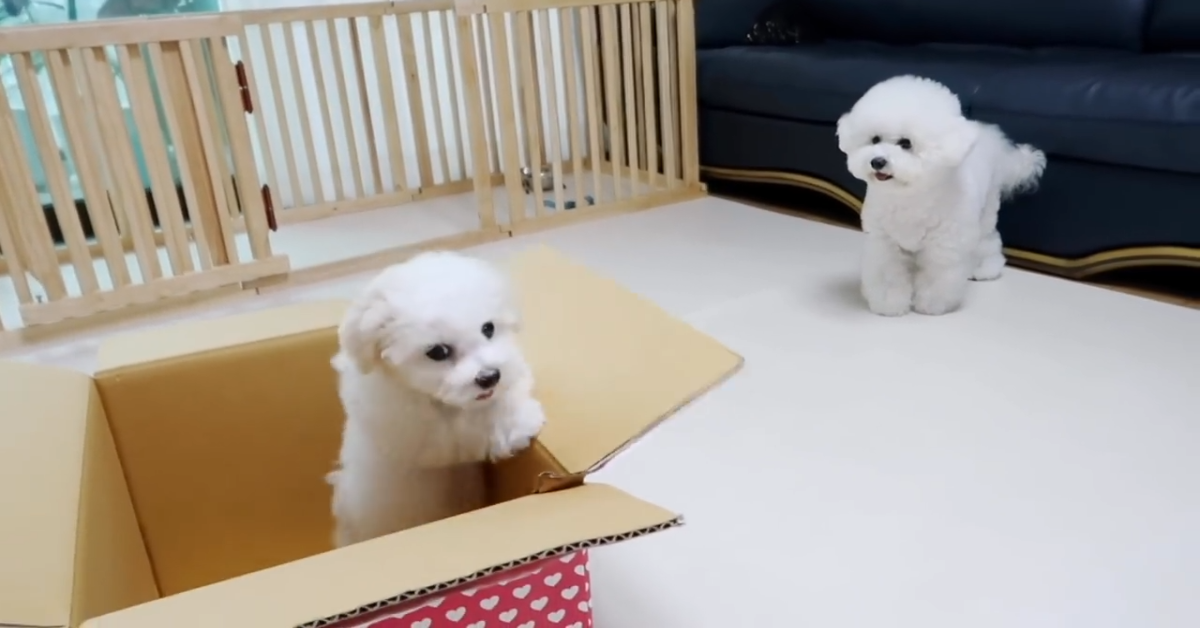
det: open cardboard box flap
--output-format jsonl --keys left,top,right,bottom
{"left": 0, "top": 246, "right": 742, "bottom": 628}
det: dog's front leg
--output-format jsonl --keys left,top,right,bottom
{"left": 487, "top": 392, "right": 546, "bottom": 460}
{"left": 913, "top": 243, "right": 972, "bottom": 315}
{"left": 861, "top": 233, "right": 914, "bottom": 316}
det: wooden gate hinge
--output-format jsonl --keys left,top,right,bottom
{"left": 235, "top": 61, "right": 254, "bottom": 114}
{"left": 261, "top": 184, "right": 277, "bottom": 231}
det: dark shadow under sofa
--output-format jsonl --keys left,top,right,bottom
{"left": 694, "top": 0, "right": 1200, "bottom": 277}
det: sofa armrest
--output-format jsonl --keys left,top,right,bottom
{"left": 695, "top": 0, "right": 778, "bottom": 48}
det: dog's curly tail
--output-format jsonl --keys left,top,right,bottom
{"left": 1000, "top": 143, "right": 1047, "bottom": 199}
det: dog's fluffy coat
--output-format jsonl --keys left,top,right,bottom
{"left": 837, "top": 75, "right": 1046, "bottom": 316}
{"left": 328, "top": 251, "right": 545, "bottom": 547}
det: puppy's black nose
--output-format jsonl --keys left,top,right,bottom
{"left": 870, "top": 157, "right": 888, "bottom": 171}
{"left": 475, "top": 369, "right": 501, "bottom": 390}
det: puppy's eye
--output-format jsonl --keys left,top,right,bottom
{"left": 897, "top": 138, "right": 912, "bottom": 150}
{"left": 425, "top": 344, "right": 453, "bottom": 362}
{"left": 870, "top": 136, "right": 881, "bottom": 144}
{"left": 481, "top": 321, "right": 495, "bottom": 339}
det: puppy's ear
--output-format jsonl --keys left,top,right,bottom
{"left": 930, "top": 116, "right": 980, "bottom": 166}
{"left": 338, "top": 289, "right": 393, "bottom": 373}
{"left": 835, "top": 113, "right": 855, "bottom": 155}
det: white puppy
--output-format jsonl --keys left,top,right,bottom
{"left": 328, "top": 251, "right": 546, "bottom": 547}
{"left": 837, "top": 75, "right": 1046, "bottom": 316}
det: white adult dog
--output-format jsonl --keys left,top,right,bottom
{"left": 836, "top": 75, "right": 1046, "bottom": 316}
{"left": 328, "top": 251, "right": 546, "bottom": 547}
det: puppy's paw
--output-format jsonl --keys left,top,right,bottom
{"left": 913, "top": 291, "right": 962, "bottom": 316}
{"left": 489, "top": 398, "right": 546, "bottom": 460}
{"left": 863, "top": 285, "right": 912, "bottom": 317}
{"left": 971, "top": 255, "right": 1005, "bottom": 282}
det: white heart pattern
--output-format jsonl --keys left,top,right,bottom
{"left": 544, "top": 573, "right": 563, "bottom": 587}
{"left": 549, "top": 609, "right": 566, "bottom": 623}
{"left": 500, "top": 608, "right": 519, "bottom": 623}
{"left": 559, "top": 554, "right": 576, "bottom": 563}
{"left": 568, "top": 623, "right": 584, "bottom": 628}
{"left": 513, "top": 584, "right": 532, "bottom": 599}
{"left": 411, "top": 619, "right": 432, "bottom": 628}
{"left": 561, "top": 586, "right": 579, "bottom": 600}
{"left": 577, "top": 601, "right": 589, "bottom": 612}
{"left": 464, "top": 588, "right": 479, "bottom": 597}
{"left": 518, "top": 623, "right": 535, "bottom": 628}
{"left": 427, "top": 597, "right": 445, "bottom": 608}
{"left": 531, "top": 596, "right": 549, "bottom": 611}
{"left": 481, "top": 596, "right": 500, "bottom": 611}
{"left": 468, "top": 622, "right": 486, "bottom": 628}
{"left": 574, "top": 564, "right": 587, "bottom": 576}
{"left": 446, "top": 607, "right": 467, "bottom": 621}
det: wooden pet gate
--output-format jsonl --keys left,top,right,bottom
{"left": 0, "top": 0, "right": 702, "bottom": 338}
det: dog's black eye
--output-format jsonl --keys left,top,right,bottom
{"left": 870, "top": 136, "right": 881, "bottom": 144}
{"left": 425, "top": 344, "right": 453, "bottom": 361}
{"left": 897, "top": 138, "right": 912, "bottom": 150}
{"left": 481, "top": 321, "right": 495, "bottom": 339}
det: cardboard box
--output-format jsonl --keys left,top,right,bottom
{"left": 0, "top": 247, "right": 742, "bottom": 628}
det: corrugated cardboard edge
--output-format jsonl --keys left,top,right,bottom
{"left": 299, "top": 517, "right": 683, "bottom": 628}
{"left": 507, "top": 245, "right": 746, "bottom": 477}
{"left": 95, "top": 300, "right": 348, "bottom": 374}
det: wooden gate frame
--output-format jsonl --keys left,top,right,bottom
{"left": 0, "top": 0, "right": 705, "bottom": 345}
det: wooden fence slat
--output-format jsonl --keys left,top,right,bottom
{"left": 560, "top": 7, "right": 586, "bottom": 199}
{"left": 455, "top": 13, "right": 496, "bottom": 228}
{"left": 350, "top": 18, "right": 384, "bottom": 195}
{"left": 118, "top": 43, "right": 195, "bottom": 277}
{"left": 440, "top": 10, "right": 468, "bottom": 180}
{"left": 181, "top": 38, "right": 240, "bottom": 263}
{"left": 580, "top": 7, "right": 604, "bottom": 201}
{"left": 305, "top": 19, "right": 346, "bottom": 201}
{"left": 619, "top": 3, "right": 639, "bottom": 196}
{"left": 327, "top": 18, "right": 366, "bottom": 197}
{"left": 283, "top": 21, "right": 326, "bottom": 204}
{"left": 370, "top": 15, "right": 409, "bottom": 192}
{"left": 675, "top": 0, "right": 698, "bottom": 184}
{"left": 422, "top": 10, "right": 453, "bottom": 183}
{"left": 656, "top": 0, "right": 678, "bottom": 187}
{"left": 258, "top": 23, "right": 304, "bottom": 206}
{"left": 599, "top": 5, "right": 624, "bottom": 200}
{"left": 398, "top": 13, "right": 435, "bottom": 187}
{"left": 638, "top": 2, "right": 657, "bottom": 188}
{"left": 208, "top": 36, "right": 274, "bottom": 260}
{"left": 12, "top": 51, "right": 99, "bottom": 295}
{"left": 237, "top": 26, "right": 284, "bottom": 217}
{"left": 537, "top": 9, "right": 565, "bottom": 212}
{"left": 515, "top": 11, "right": 546, "bottom": 214}
{"left": 84, "top": 45, "right": 163, "bottom": 283}
{"left": 486, "top": 12, "right": 526, "bottom": 224}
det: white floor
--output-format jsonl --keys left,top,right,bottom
{"left": 7, "top": 197, "right": 1200, "bottom": 627}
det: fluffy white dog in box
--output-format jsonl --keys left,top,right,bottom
{"left": 837, "top": 75, "right": 1046, "bottom": 316}
{"left": 328, "top": 251, "right": 545, "bottom": 547}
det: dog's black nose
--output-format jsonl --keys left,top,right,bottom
{"left": 870, "top": 157, "right": 888, "bottom": 171}
{"left": 475, "top": 369, "right": 501, "bottom": 390}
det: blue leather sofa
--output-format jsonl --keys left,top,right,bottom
{"left": 695, "top": 0, "right": 1200, "bottom": 277}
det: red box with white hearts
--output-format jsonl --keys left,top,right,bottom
{"left": 338, "top": 551, "right": 593, "bottom": 628}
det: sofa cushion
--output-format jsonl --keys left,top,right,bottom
{"left": 972, "top": 55, "right": 1200, "bottom": 176}
{"left": 697, "top": 42, "right": 1106, "bottom": 125}
{"left": 791, "top": 0, "right": 1150, "bottom": 51}
{"left": 1146, "top": 0, "right": 1200, "bottom": 51}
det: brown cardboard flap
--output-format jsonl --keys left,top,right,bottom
{"left": 509, "top": 246, "right": 744, "bottom": 475}
{"left": 96, "top": 300, "right": 348, "bottom": 372}
{"left": 83, "top": 483, "right": 679, "bottom": 628}
{"left": 0, "top": 361, "right": 95, "bottom": 628}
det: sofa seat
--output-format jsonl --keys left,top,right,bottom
{"left": 698, "top": 42, "right": 1200, "bottom": 176}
